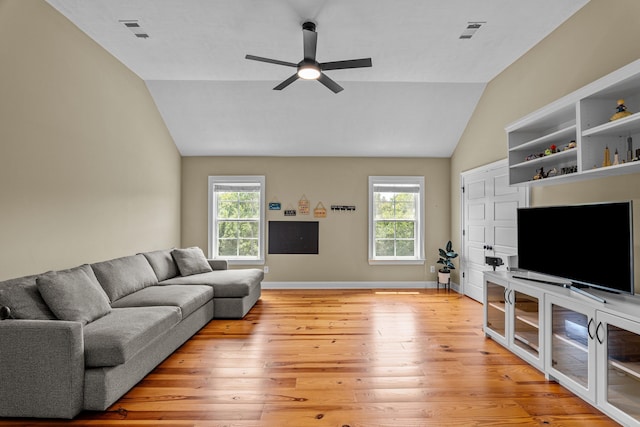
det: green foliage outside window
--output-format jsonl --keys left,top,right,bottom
{"left": 216, "top": 191, "right": 260, "bottom": 257}
{"left": 373, "top": 191, "right": 416, "bottom": 257}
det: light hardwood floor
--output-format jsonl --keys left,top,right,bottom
{"left": 1, "top": 289, "right": 621, "bottom": 426}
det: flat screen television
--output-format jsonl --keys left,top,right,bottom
{"left": 517, "top": 201, "right": 634, "bottom": 295}
{"left": 268, "top": 221, "right": 319, "bottom": 254}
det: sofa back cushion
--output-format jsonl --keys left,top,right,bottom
{"left": 171, "top": 247, "right": 213, "bottom": 277}
{"left": 0, "top": 274, "right": 56, "bottom": 320}
{"left": 36, "top": 264, "right": 111, "bottom": 325}
{"left": 141, "top": 249, "right": 179, "bottom": 282}
{"left": 91, "top": 254, "right": 158, "bottom": 303}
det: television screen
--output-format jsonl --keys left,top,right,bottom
{"left": 517, "top": 201, "right": 634, "bottom": 295}
{"left": 268, "top": 221, "right": 319, "bottom": 254}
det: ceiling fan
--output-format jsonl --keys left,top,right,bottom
{"left": 245, "top": 21, "right": 372, "bottom": 94}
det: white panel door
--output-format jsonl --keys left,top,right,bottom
{"left": 461, "top": 160, "right": 528, "bottom": 302}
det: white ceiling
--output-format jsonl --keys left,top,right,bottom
{"left": 45, "top": 0, "right": 590, "bottom": 157}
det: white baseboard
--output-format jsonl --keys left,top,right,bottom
{"left": 262, "top": 281, "right": 459, "bottom": 291}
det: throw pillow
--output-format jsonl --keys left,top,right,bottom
{"left": 91, "top": 254, "right": 158, "bottom": 302}
{"left": 0, "top": 274, "right": 56, "bottom": 320}
{"left": 171, "top": 247, "right": 213, "bottom": 277}
{"left": 36, "top": 264, "right": 111, "bottom": 325}
{"left": 142, "top": 249, "right": 179, "bottom": 282}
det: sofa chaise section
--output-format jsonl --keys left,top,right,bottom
{"left": 144, "top": 247, "right": 264, "bottom": 319}
{"left": 160, "top": 268, "right": 263, "bottom": 318}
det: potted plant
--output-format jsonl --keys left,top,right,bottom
{"left": 437, "top": 240, "right": 458, "bottom": 285}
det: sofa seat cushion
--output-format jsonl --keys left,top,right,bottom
{"left": 141, "top": 249, "right": 179, "bottom": 282}
{"left": 91, "top": 254, "right": 158, "bottom": 303}
{"left": 110, "top": 285, "right": 213, "bottom": 319}
{"left": 159, "top": 269, "right": 263, "bottom": 298}
{"left": 83, "top": 306, "right": 181, "bottom": 368}
{"left": 0, "top": 274, "right": 55, "bottom": 320}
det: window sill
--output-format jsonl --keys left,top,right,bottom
{"left": 368, "top": 259, "right": 426, "bottom": 266}
{"left": 222, "top": 258, "right": 265, "bottom": 266}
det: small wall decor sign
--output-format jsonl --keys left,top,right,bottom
{"left": 284, "top": 204, "right": 296, "bottom": 216}
{"left": 331, "top": 205, "right": 356, "bottom": 212}
{"left": 313, "top": 202, "right": 327, "bottom": 218}
{"left": 269, "top": 202, "right": 281, "bottom": 210}
{"left": 298, "top": 195, "right": 310, "bottom": 215}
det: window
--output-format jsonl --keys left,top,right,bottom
{"left": 208, "top": 176, "right": 265, "bottom": 265}
{"left": 368, "top": 176, "right": 425, "bottom": 265}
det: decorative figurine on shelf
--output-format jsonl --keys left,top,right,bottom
{"left": 603, "top": 146, "right": 612, "bottom": 167}
{"left": 533, "top": 167, "right": 549, "bottom": 180}
{"left": 613, "top": 148, "right": 620, "bottom": 165}
{"left": 610, "top": 99, "right": 633, "bottom": 121}
{"left": 568, "top": 140, "right": 577, "bottom": 149}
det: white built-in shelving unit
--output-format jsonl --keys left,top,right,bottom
{"left": 507, "top": 59, "right": 640, "bottom": 186}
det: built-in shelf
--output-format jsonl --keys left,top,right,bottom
{"left": 506, "top": 58, "right": 640, "bottom": 186}
{"left": 582, "top": 113, "right": 640, "bottom": 137}
{"left": 515, "top": 309, "right": 539, "bottom": 328}
{"left": 610, "top": 359, "right": 640, "bottom": 380}
{"left": 488, "top": 301, "right": 506, "bottom": 313}
{"left": 509, "top": 148, "right": 576, "bottom": 169}
{"left": 514, "top": 332, "right": 540, "bottom": 352}
{"left": 510, "top": 125, "right": 577, "bottom": 152}
{"left": 554, "top": 332, "right": 589, "bottom": 353}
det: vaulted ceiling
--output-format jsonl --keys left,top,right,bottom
{"left": 45, "top": 0, "right": 590, "bottom": 157}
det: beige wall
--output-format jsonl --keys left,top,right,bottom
{"left": 181, "top": 157, "right": 450, "bottom": 282}
{"left": 0, "top": 0, "right": 181, "bottom": 280}
{"left": 451, "top": 0, "right": 640, "bottom": 287}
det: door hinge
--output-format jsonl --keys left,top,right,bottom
{"left": 461, "top": 186, "right": 465, "bottom": 193}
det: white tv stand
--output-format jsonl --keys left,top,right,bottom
{"left": 512, "top": 274, "right": 607, "bottom": 303}
{"left": 484, "top": 271, "right": 640, "bottom": 426}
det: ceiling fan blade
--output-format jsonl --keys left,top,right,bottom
{"left": 303, "top": 29, "right": 317, "bottom": 60}
{"left": 321, "top": 58, "right": 372, "bottom": 71}
{"left": 317, "top": 73, "right": 343, "bottom": 94}
{"left": 273, "top": 74, "right": 300, "bottom": 90}
{"left": 245, "top": 54, "right": 297, "bottom": 68}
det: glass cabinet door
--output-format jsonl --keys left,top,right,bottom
{"left": 512, "top": 290, "right": 540, "bottom": 358}
{"left": 551, "top": 304, "right": 589, "bottom": 386}
{"left": 598, "top": 311, "right": 640, "bottom": 424}
{"left": 485, "top": 281, "right": 507, "bottom": 341}
{"left": 547, "top": 296, "right": 596, "bottom": 402}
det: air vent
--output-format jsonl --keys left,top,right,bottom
{"left": 459, "top": 22, "right": 485, "bottom": 39}
{"left": 120, "top": 20, "right": 149, "bottom": 39}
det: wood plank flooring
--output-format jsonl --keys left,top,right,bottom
{"left": 0, "top": 289, "right": 621, "bottom": 426}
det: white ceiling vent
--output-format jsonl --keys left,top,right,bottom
{"left": 459, "top": 22, "right": 485, "bottom": 39}
{"left": 120, "top": 20, "right": 149, "bottom": 39}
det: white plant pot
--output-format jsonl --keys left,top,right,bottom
{"left": 438, "top": 271, "right": 451, "bottom": 285}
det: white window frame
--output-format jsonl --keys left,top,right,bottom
{"left": 208, "top": 175, "right": 265, "bottom": 265}
{"left": 368, "top": 176, "right": 425, "bottom": 265}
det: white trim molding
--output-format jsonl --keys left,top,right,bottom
{"left": 262, "top": 281, "right": 460, "bottom": 292}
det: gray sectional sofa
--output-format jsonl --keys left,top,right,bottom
{"left": 0, "top": 247, "right": 263, "bottom": 419}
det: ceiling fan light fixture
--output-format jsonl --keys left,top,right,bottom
{"left": 245, "top": 20, "right": 371, "bottom": 93}
{"left": 297, "top": 64, "right": 320, "bottom": 80}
